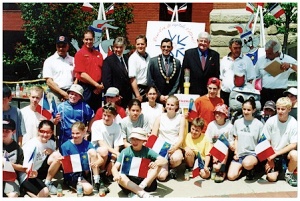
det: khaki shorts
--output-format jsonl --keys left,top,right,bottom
{"left": 4, "top": 180, "right": 20, "bottom": 196}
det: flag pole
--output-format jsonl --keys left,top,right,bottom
{"left": 259, "top": 5, "right": 265, "bottom": 47}
{"left": 252, "top": 6, "right": 260, "bottom": 34}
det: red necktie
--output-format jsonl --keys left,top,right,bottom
{"left": 201, "top": 55, "right": 206, "bottom": 70}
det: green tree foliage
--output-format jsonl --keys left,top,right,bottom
{"left": 263, "top": 3, "right": 297, "bottom": 53}
{"left": 8, "top": 3, "right": 134, "bottom": 69}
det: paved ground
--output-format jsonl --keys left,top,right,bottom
{"left": 49, "top": 163, "right": 298, "bottom": 198}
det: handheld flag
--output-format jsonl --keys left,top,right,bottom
{"left": 105, "top": 4, "right": 114, "bottom": 15}
{"left": 120, "top": 156, "right": 151, "bottom": 178}
{"left": 61, "top": 153, "right": 89, "bottom": 174}
{"left": 36, "top": 92, "right": 52, "bottom": 120}
{"left": 192, "top": 152, "right": 204, "bottom": 178}
{"left": 81, "top": 2, "right": 94, "bottom": 12}
{"left": 3, "top": 152, "right": 17, "bottom": 182}
{"left": 255, "top": 134, "right": 275, "bottom": 162}
{"left": 209, "top": 134, "right": 230, "bottom": 162}
{"left": 246, "top": 3, "right": 255, "bottom": 13}
{"left": 188, "top": 98, "right": 198, "bottom": 121}
{"left": 268, "top": 3, "right": 285, "bottom": 19}
{"left": 51, "top": 97, "right": 57, "bottom": 118}
{"left": 25, "top": 147, "right": 37, "bottom": 180}
{"left": 145, "top": 135, "right": 171, "bottom": 158}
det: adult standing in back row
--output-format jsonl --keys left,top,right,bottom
{"left": 181, "top": 32, "right": 220, "bottom": 96}
{"left": 102, "top": 37, "right": 133, "bottom": 109}
{"left": 147, "top": 38, "right": 181, "bottom": 105}
{"left": 74, "top": 30, "right": 104, "bottom": 112}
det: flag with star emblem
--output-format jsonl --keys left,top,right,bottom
{"left": 209, "top": 134, "right": 229, "bottom": 162}
{"left": 192, "top": 152, "right": 204, "bottom": 178}
{"left": 3, "top": 151, "right": 17, "bottom": 182}
{"left": 120, "top": 155, "right": 151, "bottom": 178}
{"left": 255, "top": 133, "right": 275, "bottom": 162}
{"left": 145, "top": 135, "right": 171, "bottom": 158}
{"left": 188, "top": 98, "right": 198, "bottom": 121}
{"left": 61, "top": 153, "right": 89, "bottom": 174}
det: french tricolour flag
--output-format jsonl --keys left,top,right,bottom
{"left": 268, "top": 3, "right": 285, "bottom": 19}
{"left": 255, "top": 134, "right": 275, "bottom": 162}
{"left": 61, "top": 153, "right": 89, "bottom": 174}
{"left": 178, "top": 4, "right": 187, "bottom": 13}
{"left": 145, "top": 135, "right": 171, "bottom": 158}
{"left": 25, "top": 147, "right": 37, "bottom": 180}
{"left": 3, "top": 152, "right": 17, "bottom": 182}
{"left": 246, "top": 2, "right": 255, "bottom": 13}
{"left": 81, "top": 2, "right": 94, "bottom": 12}
{"left": 105, "top": 4, "right": 114, "bottom": 15}
{"left": 192, "top": 152, "right": 204, "bottom": 178}
{"left": 209, "top": 134, "right": 229, "bottom": 162}
{"left": 36, "top": 92, "right": 52, "bottom": 120}
{"left": 188, "top": 98, "right": 198, "bottom": 121}
{"left": 120, "top": 156, "right": 151, "bottom": 178}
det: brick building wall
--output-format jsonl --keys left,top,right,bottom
{"left": 3, "top": 10, "right": 24, "bottom": 31}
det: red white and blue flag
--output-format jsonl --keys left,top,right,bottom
{"left": 3, "top": 151, "right": 17, "bottom": 182}
{"left": 178, "top": 4, "right": 187, "bottom": 13}
{"left": 61, "top": 153, "right": 89, "bottom": 174}
{"left": 120, "top": 156, "right": 151, "bottom": 178}
{"left": 255, "top": 134, "right": 275, "bottom": 162}
{"left": 25, "top": 147, "right": 37, "bottom": 180}
{"left": 36, "top": 92, "right": 52, "bottom": 120}
{"left": 105, "top": 4, "right": 114, "bottom": 15}
{"left": 209, "top": 134, "right": 230, "bottom": 162}
{"left": 145, "top": 135, "right": 171, "bottom": 158}
{"left": 268, "top": 3, "right": 285, "bottom": 19}
{"left": 246, "top": 3, "right": 255, "bottom": 13}
{"left": 188, "top": 98, "right": 198, "bottom": 121}
{"left": 192, "top": 152, "right": 204, "bottom": 178}
{"left": 81, "top": 2, "right": 94, "bottom": 12}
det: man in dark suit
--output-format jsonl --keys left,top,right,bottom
{"left": 147, "top": 38, "right": 182, "bottom": 104}
{"left": 181, "top": 32, "right": 220, "bottom": 96}
{"left": 102, "top": 37, "right": 133, "bottom": 109}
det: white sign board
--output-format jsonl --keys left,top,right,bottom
{"left": 146, "top": 21, "right": 205, "bottom": 63}
{"left": 174, "top": 94, "right": 200, "bottom": 109}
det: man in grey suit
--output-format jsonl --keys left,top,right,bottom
{"left": 147, "top": 38, "right": 182, "bottom": 104}
{"left": 180, "top": 32, "right": 220, "bottom": 96}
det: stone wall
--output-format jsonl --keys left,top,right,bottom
{"left": 209, "top": 9, "right": 298, "bottom": 59}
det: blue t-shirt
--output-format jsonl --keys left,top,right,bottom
{"left": 60, "top": 139, "right": 95, "bottom": 181}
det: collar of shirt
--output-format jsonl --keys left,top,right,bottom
{"left": 197, "top": 48, "right": 208, "bottom": 57}
{"left": 137, "top": 51, "right": 148, "bottom": 60}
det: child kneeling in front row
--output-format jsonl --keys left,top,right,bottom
{"left": 111, "top": 127, "right": 168, "bottom": 198}
{"left": 183, "top": 117, "right": 212, "bottom": 179}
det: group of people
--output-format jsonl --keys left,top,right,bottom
{"left": 2, "top": 30, "right": 298, "bottom": 198}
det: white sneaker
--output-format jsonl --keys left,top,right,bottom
{"left": 128, "top": 192, "right": 139, "bottom": 198}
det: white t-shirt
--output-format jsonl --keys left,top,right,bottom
{"left": 205, "top": 119, "right": 233, "bottom": 144}
{"left": 91, "top": 119, "right": 123, "bottom": 148}
{"left": 128, "top": 51, "right": 150, "bottom": 86}
{"left": 21, "top": 106, "right": 48, "bottom": 146}
{"left": 220, "top": 54, "right": 255, "bottom": 92}
{"left": 263, "top": 115, "right": 298, "bottom": 151}
{"left": 141, "top": 102, "right": 164, "bottom": 132}
{"left": 255, "top": 53, "right": 296, "bottom": 89}
{"left": 21, "top": 137, "right": 56, "bottom": 183}
{"left": 158, "top": 113, "right": 182, "bottom": 145}
{"left": 43, "top": 52, "right": 74, "bottom": 89}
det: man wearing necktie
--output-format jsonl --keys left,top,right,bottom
{"left": 103, "top": 37, "right": 133, "bottom": 109}
{"left": 181, "top": 32, "right": 220, "bottom": 96}
{"left": 147, "top": 38, "right": 181, "bottom": 104}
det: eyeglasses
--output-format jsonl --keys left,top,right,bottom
{"left": 39, "top": 129, "right": 52, "bottom": 134}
